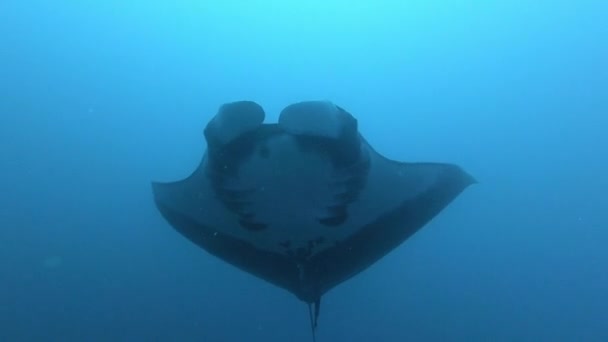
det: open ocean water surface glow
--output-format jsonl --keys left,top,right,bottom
{"left": 1, "top": 1, "right": 607, "bottom": 341}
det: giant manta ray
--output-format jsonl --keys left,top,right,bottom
{"left": 152, "top": 100, "right": 475, "bottom": 340}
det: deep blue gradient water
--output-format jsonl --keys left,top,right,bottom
{"left": 1, "top": 1, "right": 607, "bottom": 341}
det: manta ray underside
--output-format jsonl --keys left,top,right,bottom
{"left": 152, "top": 100, "right": 475, "bottom": 341}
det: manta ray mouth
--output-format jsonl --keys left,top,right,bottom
{"left": 207, "top": 130, "right": 372, "bottom": 233}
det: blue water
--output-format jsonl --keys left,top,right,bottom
{"left": 1, "top": 1, "right": 607, "bottom": 341}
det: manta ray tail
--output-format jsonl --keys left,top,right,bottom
{"left": 308, "top": 298, "right": 321, "bottom": 342}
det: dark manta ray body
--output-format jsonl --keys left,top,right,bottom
{"left": 152, "top": 100, "right": 474, "bottom": 339}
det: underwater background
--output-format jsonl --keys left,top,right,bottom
{"left": 1, "top": 1, "right": 607, "bottom": 341}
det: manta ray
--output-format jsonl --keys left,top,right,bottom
{"left": 152, "top": 100, "right": 474, "bottom": 341}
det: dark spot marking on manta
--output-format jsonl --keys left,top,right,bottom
{"left": 295, "top": 246, "right": 313, "bottom": 259}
